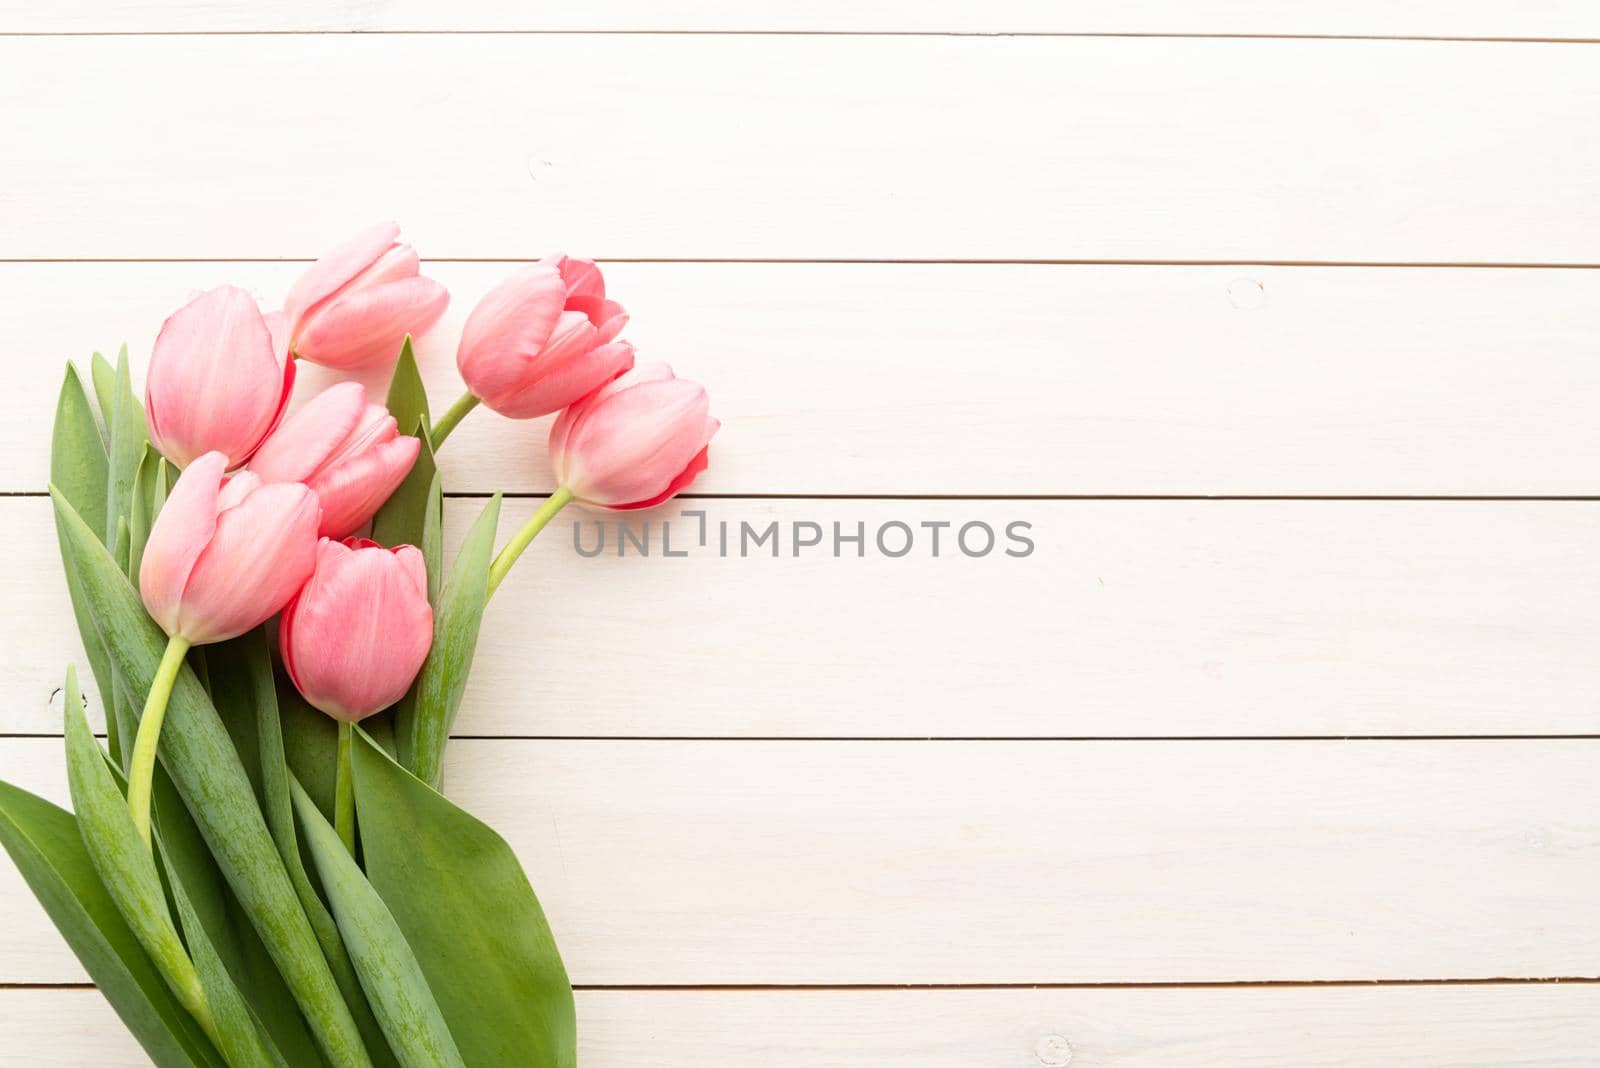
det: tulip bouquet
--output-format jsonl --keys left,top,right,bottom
{"left": 0, "top": 224, "right": 717, "bottom": 1066}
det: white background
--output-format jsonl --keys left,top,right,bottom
{"left": 2, "top": 3, "right": 1599, "bottom": 1064}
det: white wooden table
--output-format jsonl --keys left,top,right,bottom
{"left": 3, "top": 4, "right": 1599, "bottom": 1064}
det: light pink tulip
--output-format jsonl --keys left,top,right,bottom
{"left": 279, "top": 538, "right": 433, "bottom": 722}
{"left": 139, "top": 452, "right": 320, "bottom": 645}
{"left": 282, "top": 222, "right": 450, "bottom": 371}
{"left": 248, "top": 382, "right": 420, "bottom": 538}
{"left": 146, "top": 286, "right": 296, "bottom": 470}
{"left": 550, "top": 362, "right": 719, "bottom": 510}
{"left": 457, "top": 255, "right": 633, "bottom": 418}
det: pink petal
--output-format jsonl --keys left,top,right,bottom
{"left": 566, "top": 378, "right": 711, "bottom": 506}
{"left": 295, "top": 276, "right": 450, "bottom": 371}
{"left": 309, "top": 434, "right": 420, "bottom": 538}
{"left": 138, "top": 451, "right": 226, "bottom": 636}
{"left": 279, "top": 544, "right": 434, "bottom": 721}
{"left": 250, "top": 381, "right": 366, "bottom": 484}
{"left": 146, "top": 286, "right": 287, "bottom": 469}
{"left": 456, "top": 265, "right": 568, "bottom": 406}
{"left": 283, "top": 221, "right": 399, "bottom": 326}
{"left": 177, "top": 482, "right": 320, "bottom": 644}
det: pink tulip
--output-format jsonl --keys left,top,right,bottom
{"left": 550, "top": 362, "right": 719, "bottom": 510}
{"left": 248, "top": 382, "right": 420, "bottom": 538}
{"left": 456, "top": 255, "right": 633, "bottom": 418}
{"left": 139, "top": 451, "right": 320, "bottom": 646}
{"left": 282, "top": 222, "right": 450, "bottom": 371}
{"left": 146, "top": 286, "right": 296, "bottom": 469}
{"left": 279, "top": 538, "right": 433, "bottom": 722}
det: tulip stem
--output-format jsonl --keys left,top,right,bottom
{"left": 334, "top": 720, "right": 355, "bottom": 855}
{"left": 487, "top": 487, "right": 574, "bottom": 598}
{"left": 429, "top": 391, "right": 481, "bottom": 449}
{"left": 127, "top": 634, "right": 191, "bottom": 849}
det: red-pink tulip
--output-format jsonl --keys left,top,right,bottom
{"left": 248, "top": 382, "right": 420, "bottom": 538}
{"left": 282, "top": 222, "right": 449, "bottom": 371}
{"left": 280, "top": 538, "right": 433, "bottom": 722}
{"left": 139, "top": 451, "right": 320, "bottom": 646}
{"left": 146, "top": 286, "right": 295, "bottom": 470}
{"left": 550, "top": 362, "right": 719, "bottom": 510}
{"left": 456, "top": 255, "right": 633, "bottom": 418}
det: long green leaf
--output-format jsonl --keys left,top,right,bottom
{"left": 353, "top": 733, "right": 576, "bottom": 1067}
{"left": 51, "top": 363, "right": 117, "bottom": 756}
{"left": 383, "top": 336, "right": 430, "bottom": 434}
{"left": 50, "top": 487, "right": 374, "bottom": 1068}
{"left": 152, "top": 768, "right": 323, "bottom": 1068}
{"left": 163, "top": 848, "right": 289, "bottom": 1068}
{"left": 216, "top": 633, "right": 398, "bottom": 1068}
{"left": 0, "top": 776, "right": 223, "bottom": 1067}
{"left": 371, "top": 426, "right": 436, "bottom": 552}
{"left": 291, "top": 777, "right": 466, "bottom": 1068}
{"left": 103, "top": 345, "right": 149, "bottom": 549}
{"left": 396, "top": 494, "right": 500, "bottom": 788}
{"left": 61, "top": 664, "right": 218, "bottom": 1049}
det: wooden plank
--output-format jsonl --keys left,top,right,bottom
{"left": 7, "top": 263, "right": 1600, "bottom": 497}
{"left": 3, "top": 985, "right": 1598, "bottom": 1067}
{"left": 3, "top": 38, "right": 1600, "bottom": 262}
{"left": 8, "top": 496, "right": 1600, "bottom": 738}
{"left": 5, "top": 1, "right": 1600, "bottom": 38}
{"left": 1, "top": 738, "right": 1595, "bottom": 984}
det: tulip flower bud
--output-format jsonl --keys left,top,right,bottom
{"left": 456, "top": 255, "right": 633, "bottom": 419}
{"left": 282, "top": 222, "right": 450, "bottom": 371}
{"left": 550, "top": 362, "right": 719, "bottom": 510}
{"left": 248, "top": 382, "right": 421, "bottom": 538}
{"left": 139, "top": 451, "right": 321, "bottom": 646}
{"left": 280, "top": 538, "right": 434, "bottom": 722}
{"left": 146, "top": 286, "right": 296, "bottom": 469}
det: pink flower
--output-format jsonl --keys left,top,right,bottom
{"left": 550, "top": 362, "right": 719, "bottom": 510}
{"left": 146, "top": 286, "right": 295, "bottom": 469}
{"left": 282, "top": 222, "right": 450, "bottom": 371}
{"left": 139, "top": 451, "right": 320, "bottom": 645}
{"left": 248, "top": 382, "right": 420, "bottom": 538}
{"left": 456, "top": 255, "right": 633, "bottom": 418}
{"left": 279, "top": 538, "right": 433, "bottom": 722}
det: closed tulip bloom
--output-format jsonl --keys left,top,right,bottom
{"left": 282, "top": 221, "right": 450, "bottom": 371}
{"left": 455, "top": 255, "right": 633, "bottom": 419}
{"left": 138, "top": 451, "right": 321, "bottom": 646}
{"left": 551, "top": 362, "right": 719, "bottom": 510}
{"left": 280, "top": 538, "right": 433, "bottom": 722}
{"left": 249, "top": 382, "right": 420, "bottom": 538}
{"left": 146, "top": 286, "right": 296, "bottom": 469}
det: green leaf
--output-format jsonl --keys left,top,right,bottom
{"left": 291, "top": 777, "right": 466, "bottom": 1068}
{"left": 420, "top": 471, "right": 443, "bottom": 603}
{"left": 353, "top": 732, "right": 576, "bottom": 1067}
{"left": 50, "top": 488, "right": 374, "bottom": 1068}
{"left": 128, "top": 446, "right": 170, "bottom": 580}
{"left": 215, "top": 633, "right": 398, "bottom": 1067}
{"left": 52, "top": 363, "right": 117, "bottom": 754}
{"left": 103, "top": 345, "right": 150, "bottom": 549}
{"left": 151, "top": 768, "right": 323, "bottom": 1068}
{"left": 54, "top": 363, "right": 109, "bottom": 544}
{"left": 396, "top": 495, "right": 500, "bottom": 788}
{"left": 163, "top": 855, "right": 289, "bottom": 1068}
{"left": 62, "top": 664, "right": 219, "bottom": 1049}
{"left": 383, "top": 336, "right": 430, "bottom": 434}
{"left": 0, "top": 777, "right": 223, "bottom": 1067}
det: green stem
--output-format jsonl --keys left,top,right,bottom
{"left": 127, "top": 634, "right": 190, "bottom": 848}
{"left": 486, "top": 487, "right": 574, "bottom": 598}
{"left": 335, "top": 720, "right": 355, "bottom": 855}
{"left": 429, "top": 390, "right": 481, "bottom": 449}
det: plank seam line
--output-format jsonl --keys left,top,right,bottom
{"left": 2, "top": 31, "right": 1600, "bottom": 46}
{"left": 8, "top": 258, "right": 1600, "bottom": 270}
{"left": 6, "top": 977, "right": 1597, "bottom": 992}
{"left": 9, "top": 492, "right": 1600, "bottom": 503}
{"left": 10, "top": 733, "right": 1600, "bottom": 743}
